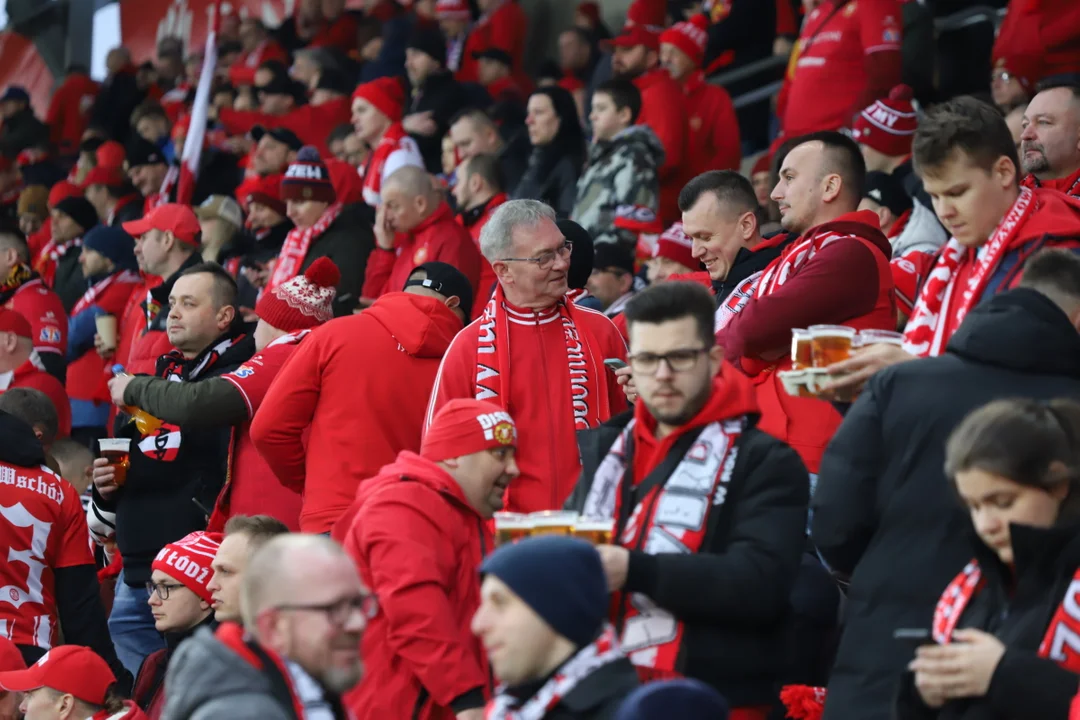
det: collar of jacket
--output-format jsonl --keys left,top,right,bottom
{"left": 460, "top": 193, "right": 506, "bottom": 227}
{"left": 410, "top": 200, "right": 454, "bottom": 236}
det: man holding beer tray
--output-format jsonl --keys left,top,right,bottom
{"left": 341, "top": 398, "right": 520, "bottom": 720}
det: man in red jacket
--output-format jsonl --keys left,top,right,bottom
{"left": 607, "top": 25, "right": 688, "bottom": 224}
{"left": 0, "top": 228, "right": 67, "bottom": 382}
{"left": 352, "top": 77, "right": 425, "bottom": 207}
{"left": 343, "top": 399, "right": 520, "bottom": 719}
{"left": 46, "top": 66, "right": 99, "bottom": 157}
{"left": 453, "top": 153, "right": 505, "bottom": 312}
{"left": 463, "top": 0, "right": 530, "bottom": 74}
{"left": 0, "top": 310, "right": 70, "bottom": 437}
{"left": 427, "top": 200, "right": 628, "bottom": 513}
{"left": 363, "top": 165, "right": 482, "bottom": 300}
{"left": 1019, "top": 79, "right": 1080, "bottom": 199}
{"left": 660, "top": 15, "right": 741, "bottom": 175}
{"left": 253, "top": 262, "right": 473, "bottom": 535}
{"left": 715, "top": 132, "right": 895, "bottom": 473}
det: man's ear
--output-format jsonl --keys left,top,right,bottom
{"left": 444, "top": 295, "right": 461, "bottom": 311}
{"left": 821, "top": 173, "right": 843, "bottom": 204}
{"left": 218, "top": 304, "right": 237, "bottom": 329}
{"left": 708, "top": 343, "right": 724, "bottom": 376}
{"left": 493, "top": 260, "right": 513, "bottom": 285}
{"left": 738, "top": 211, "right": 757, "bottom": 242}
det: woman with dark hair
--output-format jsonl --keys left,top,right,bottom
{"left": 512, "top": 86, "right": 586, "bottom": 217}
{"left": 896, "top": 398, "right": 1080, "bottom": 719}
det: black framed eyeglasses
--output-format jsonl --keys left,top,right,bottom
{"left": 146, "top": 581, "right": 186, "bottom": 600}
{"left": 275, "top": 594, "right": 379, "bottom": 625}
{"left": 627, "top": 347, "right": 709, "bottom": 375}
{"left": 500, "top": 241, "right": 573, "bottom": 271}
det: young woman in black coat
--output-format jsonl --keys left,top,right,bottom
{"left": 896, "top": 398, "right": 1080, "bottom": 720}
{"left": 511, "top": 86, "right": 586, "bottom": 217}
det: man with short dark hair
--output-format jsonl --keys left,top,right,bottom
{"left": 567, "top": 281, "right": 808, "bottom": 717}
{"left": 47, "top": 196, "right": 98, "bottom": 313}
{"left": 453, "top": 154, "right": 505, "bottom": 312}
{"left": 207, "top": 515, "right": 289, "bottom": 623}
{"left": 130, "top": 102, "right": 175, "bottom": 164}
{"left": 84, "top": 165, "right": 143, "bottom": 227}
{"left": 404, "top": 25, "right": 468, "bottom": 172}
{"left": 586, "top": 243, "right": 636, "bottom": 320}
{"left": 250, "top": 126, "right": 301, "bottom": 177}
{"left": 1019, "top": 79, "right": 1080, "bottom": 198}
{"left": 812, "top": 248, "right": 1080, "bottom": 720}
{"left": 0, "top": 86, "right": 48, "bottom": 159}
{"left": 449, "top": 108, "right": 528, "bottom": 193}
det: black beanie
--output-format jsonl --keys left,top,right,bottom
{"left": 558, "top": 219, "right": 595, "bottom": 291}
{"left": 407, "top": 24, "right": 447, "bottom": 66}
{"left": 52, "top": 196, "right": 99, "bottom": 234}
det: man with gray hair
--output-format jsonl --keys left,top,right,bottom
{"left": 426, "top": 199, "right": 628, "bottom": 513}
{"left": 362, "top": 165, "right": 482, "bottom": 304}
{"left": 161, "top": 534, "right": 370, "bottom": 720}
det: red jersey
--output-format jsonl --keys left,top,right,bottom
{"left": 0, "top": 461, "right": 93, "bottom": 649}
{"left": 213, "top": 332, "right": 306, "bottom": 532}
{"left": 4, "top": 278, "right": 66, "bottom": 362}
{"left": 781, "top": 0, "right": 902, "bottom": 137}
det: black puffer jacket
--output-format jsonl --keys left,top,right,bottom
{"left": 813, "top": 288, "right": 1080, "bottom": 720}
{"left": 296, "top": 203, "right": 373, "bottom": 316}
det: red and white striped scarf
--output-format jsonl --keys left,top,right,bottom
{"left": 361, "top": 124, "right": 422, "bottom": 207}
{"left": 34, "top": 237, "right": 83, "bottom": 287}
{"left": 71, "top": 269, "right": 141, "bottom": 316}
{"left": 485, "top": 626, "right": 623, "bottom": 720}
{"left": 267, "top": 203, "right": 343, "bottom": 292}
{"left": 902, "top": 187, "right": 1037, "bottom": 358}
{"left": 582, "top": 418, "right": 744, "bottom": 677}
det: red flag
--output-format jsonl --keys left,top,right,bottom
{"left": 176, "top": 2, "right": 219, "bottom": 206}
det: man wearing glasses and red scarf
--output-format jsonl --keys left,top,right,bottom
{"left": 426, "top": 199, "right": 627, "bottom": 513}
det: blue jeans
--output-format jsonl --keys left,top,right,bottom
{"left": 108, "top": 570, "right": 165, "bottom": 675}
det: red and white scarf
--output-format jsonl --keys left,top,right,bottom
{"left": 267, "top": 203, "right": 343, "bottom": 292}
{"left": 582, "top": 418, "right": 744, "bottom": 676}
{"left": 934, "top": 560, "right": 1080, "bottom": 673}
{"left": 485, "top": 626, "right": 623, "bottom": 720}
{"left": 361, "top": 124, "right": 422, "bottom": 207}
{"left": 34, "top": 237, "right": 83, "bottom": 286}
{"left": 475, "top": 284, "right": 607, "bottom": 432}
{"left": 902, "top": 187, "right": 1037, "bottom": 358}
{"left": 71, "top": 269, "right": 141, "bottom": 316}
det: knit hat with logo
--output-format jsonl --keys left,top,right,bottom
{"left": 352, "top": 77, "right": 407, "bottom": 122}
{"left": 281, "top": 146, "right": 337, "bottom": 204}
{"left": 151, "top": 531, "right": 223, "bottom": 604}
{"left": 660, "top": 15, "right": 709, "bottom": 67}
{"left": 852, "top": 85, "right": 918, "bottom": 158}
{"left": 653, "top": 222, "right": 698, "bottom": 271}
{"left": 421, "top": 398, "right": 518, "bottom": 461}
{"left": 255, "top": 256, "right": 340, "bottom": 331}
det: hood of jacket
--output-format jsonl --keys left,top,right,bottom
{"left": 586, "top": 125, "right": 665, "bottom": 169}
{"left": 1014, "top": 186, "right": 1080, "bottom": 243}
{"left": 364, "top": 291, "right": 464, "bottom": 358}
{"left": 357, "top": 450, "right": 477, "bottom": 515}
{"left": 946, "top": 288, "right": 1080, "bottom": 376}
{"left": 0, "top": 410, "right": 45, "bottom": 467}
{"left": 803, "top": 209, "right": 893, "bottom": 260}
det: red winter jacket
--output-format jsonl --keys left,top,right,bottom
{"left": 362, "top": 202, "right": 482, "bottom": 300}
{"left": 218, "top": 96, "right": 352, "bottom": 157}
{"left": 251, "top": 293, "right": 464, "bottom": 534}
{"left": 5, "top": 359, "right": 71, "bottom": 438}
{"left": 634, "top": 68, "right": 689, "bottom": 224}
{"left": 993, "top": 0, "right": 1080, "bottom": 81}
{"left": 91, "top": 701, "right": 149, "bottom": 720}
{"left": 343, "top": 452, "right": 491, "bottom": 720}
{"left": 117, "top": 277, "right": 168, "bottom": 377}
{"left": 47, "top": 73, "right": 99, "bottom": 156}
{"left": 1022, "top": 166, "right": 1080, "bottom": 199}
{"left": 462, "top": 0, "right": 530, "bottom": 72}
{"left": 68, "top": 274, "right": 141, "bottom": 405}
{"left": 682, "top": 71, "right": 741, "bottom": 176}
{"left": 457, "top": 193, "right": 506, "bottom": 318}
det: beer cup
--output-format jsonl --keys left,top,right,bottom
{"left": 99, "top": 438, "right": 132, "bottom": 487}
{"left": 95, "top": 314, "right": 118, "bottom": 351}
{"left": 528, "top": 511, "right": 577, "bottom": 537}
{"left": 791, "top": 329, "right": 813, "bottom": 369}
{"left": 858, "top": 329, "right": 905, "bottom": 347}
{"left": 493, "top": 512, "right": 531, "bottom": 546}
{"left": 809, "top": 325, "right": 857, "bottom": 367}
{"left": 574, "top": 517, "right": 615, "bottom": 545}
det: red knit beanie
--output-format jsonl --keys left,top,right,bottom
{"left": 750, "top": 153, "right": 771, "bottom": 176}
{"left": 151, "top": 531, "right": 222, "bottom": 604}
{"left": 852, "top": 85, "right": 918, "bottom": 158}
{"left": 281, "top": 146, "right": 337, "bottom": 204}
{"left": 659, "top": 15, "right": 709, "bottom": 67}
{"left": 352, "top": 77, "right": 406, "bottom": 122}
{"left": 47, "top": 181, "right": 82, "bottom": 209}
{"left": 654, "top": 222, "right": 698, "bottom": 271}
{"left": 255, "top": 257, "right": 340, "bottom": 331}
{"left": 421, "top": 399, "right": 518, "bottom": 462}
{"left": 242, "top": 173, "right": 287, "bottom": 215}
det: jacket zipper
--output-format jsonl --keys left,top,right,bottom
{"left": 411, "top": 687, "right": 429, "bottom": 720}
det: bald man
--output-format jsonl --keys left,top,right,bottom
{"left": 361, "top": 166, "right": 482, "bottom": 301}
{"left": 162, "top": 534, "right": 370, "bottom": 719}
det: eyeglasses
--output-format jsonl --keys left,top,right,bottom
{"left": 627, "top": 347, "right": 709, "bottom": 375}
{"left": 275, "top": 594, "right": 379, "bottom": 625}
{"left": 146, "top": 581, "right": 186, "bottom": 600}
{"left": 500, "top": 241, "right": 573, "bottom": 271}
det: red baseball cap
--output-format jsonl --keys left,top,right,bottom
{"left": 0, "top": 308, "right": 32, "bottom": 339}
{"left": 604, "top": 25, "right": 660, "bottom": 52}
{"left": 0, "top": 645, "right": 116, "bottom": 705}
{"left": 83, "top": 165, "right": 126, "bottom": 189}
{"left": 122, "top": 203, "right": 202, "bottom": 247}
{"left": 0, "top": 639, "right": 25, "bottom": 673}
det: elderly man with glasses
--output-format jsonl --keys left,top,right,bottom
{"left": 427, "top": 199, "right": 628, "bottom": 514}
{"left": 565, "top": 281, "right": 809, "bottom": 719}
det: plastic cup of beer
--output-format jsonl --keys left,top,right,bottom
{"left": 791, "top": 329, "right": 813, "bottom": 369}
{"left": 494, "top": 512, "right": 531, "bottom": 546}
{"left": 95, "top": 314, "right": 118, "bottom": 351}
{"left": 574, "top": 517, "right": 615, "bottom": 545}
{"left": 98, "top": 438, "right": 131, "bottom": 487}
{"left": 528, "top": 511, "right": 577, "bottom": 537}
{"left": 858, "top": 329, "right": 905, "bottom": 347}
{"left": 809, "top": 325, "right": 857, "bottom": 368}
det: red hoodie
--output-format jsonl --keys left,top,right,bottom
{"left": 251, "top": 293, "right": 464, "bottom": 534}
{"left": 46, "top": 72, "right": 99, "bottom": 156}
{"left": 3, "top": 357, "right": 71, "bottom": 438}
{"left": 343, "top": 452, "right": 491, "bottom": 720}
{"left": 634, "top": 68, "right": 689, "bottom": 224}
{"left": 462, "top": 0, "right": 530, "bottom": 72}
{"left": 681, "top": 71, "right": 741, "bottom": 176}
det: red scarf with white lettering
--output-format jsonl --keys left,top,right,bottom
{"left": 902, "top": 187, "right": 1037, "bottom": 358}
{"left": 474, "top": 284, "right": 606, "bottom": 434}
{"left": 485, "top": 626, "right": 623, "bottom": 720}
{"left": 72, "top": 269, "right": 141, "bottom": 316}
{"left": 581, "top": 414, "right": 744, "bottom": 677}
{"left": 933, "top": 559, "right": 1080, "bottom": 673}
{"left": 267, "top": 202, "right": 342, "bottom": 292}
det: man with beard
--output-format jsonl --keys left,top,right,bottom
{"left": 250, "top": 126, "right": 301, "bottom": 178}
{"left": 163, "top": 534, "right": 369, "bottom": 719}
{"left": 566, "top": 281, "right": 808, "bottom": 719}
{"left": 343, "top": 399, "right": 520, "bottom": 719}
{"left": 607, "top": 24, "right": 687, "bottom": 224}
{"left": 1019, "top": 79, "right": 1080, "bottom": 198}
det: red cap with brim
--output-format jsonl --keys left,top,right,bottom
{"left": 122, "top": 203, "right": 202, "bottom": 247}
{"left": 603, "top": 26, "right": 660, "bottom": 52}
{"left": 83, "top": 165, "right": 126, "bottom": 189}
{"left": 0, "top": 308, "right": 32, "bottom": 339}
{"left": 0, "top": 645, "right": 116, "bottom": 706}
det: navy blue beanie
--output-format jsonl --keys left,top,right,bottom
{"left": 480, "top": 536, "right": 608, "bottom": 648}
{"left": 82, "top": 225, "right": 137, "bottom": 272}
{"left": 614, "top": 679, "right": 729, "bottom": 720}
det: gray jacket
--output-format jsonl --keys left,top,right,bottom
{"left": 161, "top": 627, "right": 295, "bottom": 720}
